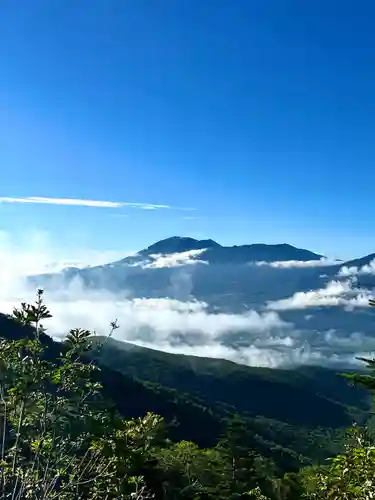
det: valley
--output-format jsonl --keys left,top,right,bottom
{"left": 28, "top": 236, "right": 375, "bottom": 369}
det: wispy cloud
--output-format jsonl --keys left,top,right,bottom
{"left": 0, "top": 196, "right": 192, "bottom": 211}
{"left": 255, "top": 258, "right": 341, "bottom": 269}
{"left": 266, "top": 279, "right": 371, "bottom": 310}
{"left": 136, "top": 249, "right": 208, "bottom": 269}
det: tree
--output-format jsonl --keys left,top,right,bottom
{"left": 301, "top": 425, "right": 375, "bottom": 499}
{"left": 0, "top": 290, "right": 163, "bottom": 499}
{"left": 215, "top": 416, "right": 279, "bottom": 499}
{"left": 299, "top": 298, "right": 375, "bottom": 499}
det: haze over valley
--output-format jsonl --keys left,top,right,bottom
{"left": 2, "top": 233, "right": 375, "bottom": 370}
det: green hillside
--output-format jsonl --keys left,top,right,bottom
{"left": 89, "top": 337, "right": 370, "bottom": 468}
{"left": 1, "top": 293, "right": 375, "bottom": 499}
{"left": 1, "top": 311, "right": 368, "bottom": 472}
{"left": 91, "top": 337, "right": 368, "bottom": 423}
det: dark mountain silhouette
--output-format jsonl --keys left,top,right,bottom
{"left": 129, "top": 237, "right": 324, "bottom": 264}
{"left": 29, "top": 237, "right": 326, "bottom": 295}
{"left": 142, "top": 236, "right": 221, "bottom": 255}
{"left": 199, "top": 243, "right": 324, "bottom": 265}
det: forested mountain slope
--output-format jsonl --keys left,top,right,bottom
{"left": 1, "top": 311, "right": 369, "bottom": 472}
{"left": 91, "top": 336, "right": 369, "bottom": 427}
{"left": 87, "top": 336, "right": 371, "bottom": 469}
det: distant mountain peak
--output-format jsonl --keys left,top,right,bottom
{"left": 136, "top": 236, "right": 324, "bottom": 264}
{"left": 142, "top": 236, "right": 221, "bottom": 255}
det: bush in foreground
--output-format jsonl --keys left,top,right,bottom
{"left": 0, "top": 290, "right": 162, "bottom": 499}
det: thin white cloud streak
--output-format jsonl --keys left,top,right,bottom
{"left": 255, "top": 258, "right": 341, "bottom": 269}
{"left": 338, "top": 259, "right": 375, "bottom": 277}
{"left": 0, "top": 196, "right": 192, "bottom": 211}
{"left": 267, "top": 279, "right": 371, "bottom": 310}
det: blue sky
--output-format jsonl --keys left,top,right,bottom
{"left": 1, "top": 0, "right": 375, "bottom": 259}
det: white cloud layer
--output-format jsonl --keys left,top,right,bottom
{"left": 0, "top": 231, "right": 300, "bottom": 368}
{"left": 267, "top": 279, "right": 371, "bottom": 310}
{"left": 41, "top": 293, "right": 289, "bottom": 343}
{"left": 0, "top": 276, "right": 295, "bottom": 368}
{"left": 142, "top": 249, "right": 208, "bottom": 268}
{"left": 338, "top": 259, "right": 375, "bottom": 277}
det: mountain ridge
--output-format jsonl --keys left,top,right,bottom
{"left": 32, "top": 236, "right": 374, "bottom": 279}
{"left": 137, "top": 236, "right": 323, "bottom": 260}
{"left": 111, "top": 236, "right": 326, "bottom": 268}
{"left": 142, "top": 236, "right": 222, "bottom": 255}
{"left": 29, "top": 236, "right": 327, "bottom": 286}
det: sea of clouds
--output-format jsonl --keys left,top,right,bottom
{"left": 1, "top": 230, "right": 375, "bottom": 369}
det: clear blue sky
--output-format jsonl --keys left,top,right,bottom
{"left": 1, "top": 0, "right": 375, "bottom": 259}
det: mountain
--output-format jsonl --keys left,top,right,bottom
{"left": 33, "top": 238, "right": 325, "bottom": 280}
{"left": 28, "top": 236, "right": 375, "bottom": 370}
{"left": 199, "top": 242, "right": 324, "bottom": 265}
{"left": 121, "top": 237, "right": 325, "bottom": 265}
{"left": 142, "top": 236, "right": 221, "bottom": 255}
{"left": 30, "top": 236, "right": 327, "bottom": 299}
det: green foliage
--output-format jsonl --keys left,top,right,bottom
{"left": 301, "top": 426, "right": 375, "bottom": 499}
{"left": 299, "top": 301, "right": 375, "bottom": 499}
{"left": 151, "top": 438, "right": 275, "bottom": 500}
{"left": 0, "top": 290, "right": 163, "bottom": 499}
{"left": 154, "top": 441, "right": 226, "bottom": 498}
{"left": 0, "top": 292, "right": 288, "bottom": 499}
{"left": 91, "top": 336, "right": 368, "bottom": 470}
{"left": 2, "top": 292, "right": 375, "bottom": 499}
{"left": 91, "top": 336, "right": 369, "bottom": 428}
